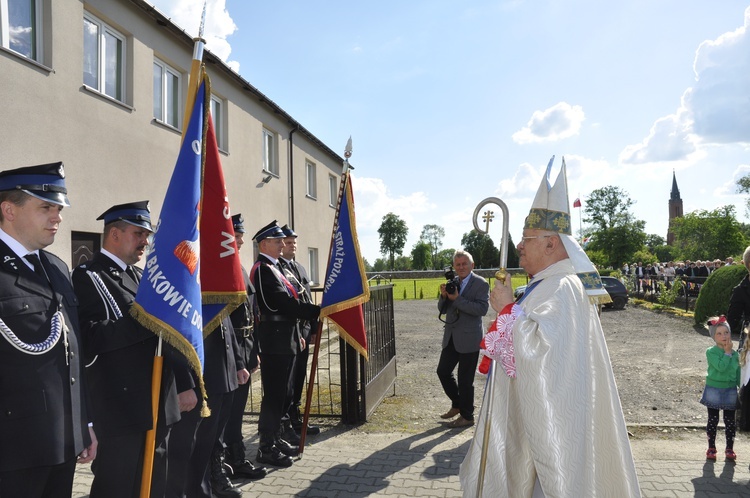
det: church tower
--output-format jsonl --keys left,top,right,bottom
{"left": 667, "top": 170, "right": 683, "bottom": 245}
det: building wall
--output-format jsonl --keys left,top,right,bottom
{"left": 0, "top": 0, "right": 342, "bottom": 282}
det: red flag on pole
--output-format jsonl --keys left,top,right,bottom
{"left": 200, "top": 108, "right": 246, "bottom": 336}
{"left": 573, "top": 197, "right": 582, "bottom": 208}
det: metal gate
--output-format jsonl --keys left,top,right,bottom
{"left": 245, "top": 284, "right": 396, "bottom": 423}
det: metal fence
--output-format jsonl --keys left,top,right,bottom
{"left": 244, "top": 285, "right": 396, "bottom": 423}
{"left": 622, "top": 274, "right": 708, "bottom": 311}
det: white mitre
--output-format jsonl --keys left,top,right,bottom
{"left": 524, "top": 156, "right": 611, "bottom": 305}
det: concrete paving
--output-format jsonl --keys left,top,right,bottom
{"left": 71, "top": 420, "right": 750, "bottom": 497}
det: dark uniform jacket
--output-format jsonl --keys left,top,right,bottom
{"left": 0, "top": 240, "right": 91, "bottom": 472}
{"left": 72, "top": 252, "right": 192, "bottom": 438}
{"left": 203, "top": 315, "right": 245, "bottom": 396}
{"left": 251, "top": 254, "right": 320, "bottom": 355}
{"left": 229, "top": 266, "right": 258, "bottom": 371}
{"left": 280, "top": 258, "right": 319, "bottom": 341}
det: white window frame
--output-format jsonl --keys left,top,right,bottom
{"left": 262, "top": 128, "right": 278, "bottom": 176}
{"left": 1, "top": 0, "right": 42, "bottom": 61}
{"left": 83, "top": 12, "right": 126, "bottom": 102}
{"left": 210, "top": 95, "right": 226, "bottom": 151}
{"left": 328, "top": 174, "right": 338, "bottom": 207}
{"left": 153, "top": 58, "right": 181, "bottom": 128}
{"left": 308, "top": 248, "right": 319, "bottom": 285}
{"left": 305, "top": 161, "right": 317, "bottom": 199}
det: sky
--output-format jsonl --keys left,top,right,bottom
{"left": 149, "top": 0, "right": 750, "bottom": 265}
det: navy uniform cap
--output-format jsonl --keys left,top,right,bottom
{"left": 252, "top": 220, "right": 285, "bottom": 243}
{"left": 0, "top": 162, "right": 69, "bottom": 206}
{"left": 280, "top": 224, "right": 298, "bottom": 238}
{"left": 232, "top": 214, "right": 245, "bottom": 234}
{"left": 97, "top": 200, "right": 153, "bottom": 231}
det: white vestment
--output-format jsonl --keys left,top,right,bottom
{"left": 459, "top": 259, "right": 641, "bottom": 497}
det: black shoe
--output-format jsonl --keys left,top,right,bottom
{"left": 225, "top": 441, "right": 267, "bottom": 480}
{"left": 293, "top": 422, "right": 321, "bottom": 436}
{"left": 256, "top": 445, "right": 293, "bottom": 468}
{"left": 282, "top": 420, "right": 301, "bottom": 445}
{"left": 225, "top": 459, "right": 268, "bottom": 480}
{"left": 210, "top": 477, "right": 242, "bottom": 498}
{"left": 275, "top": 436, "right": 299, "bottom": 457}
{"left": 210, "top": 448, "right": 242, "bottom": 497}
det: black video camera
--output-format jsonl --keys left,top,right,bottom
{"left": 444, "top": 267, "right": 460, "bottom": 295}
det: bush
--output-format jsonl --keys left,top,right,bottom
{"left": 694, "top": 265, "right": 748, "bottom": 324}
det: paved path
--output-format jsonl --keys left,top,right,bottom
{"left": 72, "top": 421, "right": 750, "bottom": 497}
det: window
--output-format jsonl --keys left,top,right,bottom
{"left": 262, "top": 128, "right": 278, "bottom": 175}
{"left": 305, "top": 161, "right": 317, "bottom": 198}
{"left": 308, "top": 248, "right": 319, "bottom": 285}
{"left": 1, "top": 0, "right": 41, "bottom": 61}
{"left": 328, "top": 174, "right": 338, "bottom": 207}
{"left": 153, "top": 58, "right": 180, "bottom": 128}
{"left": 83, "top": 13, "right": 125, "bottom": 101}
{"left": 210, "top": 95, "right": 226, "bottom": 150}
{"left": 71, "top": 231, "right": 101, "bottom": 267}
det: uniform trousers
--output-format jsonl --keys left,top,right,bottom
{"left": 225, "top": 378, "right": 250, "bottom": 445}
{"left": 188, "top": 391, "right": 233, "bottom": 498}
{"left": 0, "top": 458, "right": 76, "bottom": 498}
{"left": 436, "top": 336, "right": 480, "bottom": 421}
{"left": 289, "top": 345, "right": 310, "bottom": 409}
{"left": 90, "top": 423, "right": 170, "bottom": 498}
{"left": 258, "top": 352, "right": 296, "bottom": 435}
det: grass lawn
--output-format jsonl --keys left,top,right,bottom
{"left": 370, "top": 274, "right": 530, "bottom": 300}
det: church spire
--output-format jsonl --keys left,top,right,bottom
{"left": 670, "top": 170, "right": 681, "bottom": 201}
{"left": 667, "top": 170, "right": 683, "bottom": 245}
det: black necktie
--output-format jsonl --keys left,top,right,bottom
{"left": 125, "top": 265, "right": 140, "bottom": 285}
{"left": 25, "top": 253, "right": 48, "bottom": 282}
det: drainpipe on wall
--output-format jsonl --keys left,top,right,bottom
{"left": 288, "top": 127, "right": 297, "bottom": 228}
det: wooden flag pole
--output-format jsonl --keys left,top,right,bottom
{"left": 298, "top": 320, "right": 324, "bottom": 455}
{"left": 139, "top": 337, "right": 164, "bottom": 498}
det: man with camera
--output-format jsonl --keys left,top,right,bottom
{"left": 436, "top": 250, "right": 489, "bottom": 428}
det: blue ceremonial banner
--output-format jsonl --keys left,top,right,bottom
{"left": 131, "top": 79, "right": 206, "bottom": 386}
{"left": 320, "top": 172, "right": 369, "bottom": 358}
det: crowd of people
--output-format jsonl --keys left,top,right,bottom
{"left": 0, "top": 163, "right": 320, "bottom": 498}
{"left": 622, "top": 258, "right": 736, "bottom": 294}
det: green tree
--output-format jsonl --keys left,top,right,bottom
{"left": 670, "top": 206, "right": 746, "bottom": 261}
{"left": 420, "top": 224, "right": 445, "bottom": 269}
{"left": 479, "top": 237, "right": 500, "bottom": 269}
{"left": 410, "top": 241, "right": 433, "bottom": 270}
{"left": 362, "top": 257, "right": 373, "bottom": 272}
{"left": 506, "top": 234, "right": 520, "bottom": 269}
{"left": 583, "top": 186, "right": 647, "bottom": 268}
{"left": 435, "top": 248, "right": 456, "bottom": 270}
{"left": 372, "top": 258, "right": 388, "bottom": 272}
{"left": 460, "top": 230, "right": 498, "bottom": 268}
{"left": 645, "top": 234, "right": 665, "bottom": 253}
{"left": 736, "top": 174, "right": 750, "bottom": 216}
{"left": 378, "top": 212, "right": 409, "bottom": 270}
{"left": 393, "top": 255, "right": 412, "bottom": 271}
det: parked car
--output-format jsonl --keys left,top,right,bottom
{"left": 512, "top": 276, "right": 628, "bottom": 310}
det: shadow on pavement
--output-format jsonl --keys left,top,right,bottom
{"left": 297, "top": 425, "right": 465, "bottom": 497}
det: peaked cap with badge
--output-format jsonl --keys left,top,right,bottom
{"left": 0, "top": 161, "right": 70, "bottom": 206}
{"left": 97, "top": 200, "right": 153, "bottom": 231}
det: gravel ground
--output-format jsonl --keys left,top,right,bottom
{"left": 364, "top": 299, "right": 710, "bottom": 433}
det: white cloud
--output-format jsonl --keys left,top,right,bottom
{"left": 621, "top": 6, "right": 750, "bottom": 163}
{"left": 149, "top": 0, "right": 239, "bottom": 71}
{"left": 512, "top": 102, "right": 585, "bottom": 144}
{"left": 619, "top": 105, "right": 697, "bottom": 164}
{"left": 351, "top": 176, "right": 437, "bottom": 262}
{"left": 688, "top": 6, "right": 750, "bottom": 144}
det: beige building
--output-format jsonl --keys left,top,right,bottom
{"left": 0, "top": 0, "right": 344, "bottom": 283}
